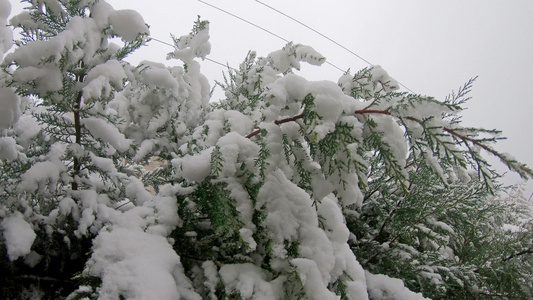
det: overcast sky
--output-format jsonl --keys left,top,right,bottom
{"left": 10, "top": 0, "right": 533, "bottom": 196}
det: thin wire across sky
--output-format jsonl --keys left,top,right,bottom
{"left": 153, "top": 0, "right": 415, "bottom": 93}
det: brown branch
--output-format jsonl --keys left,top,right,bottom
{"left": 502, "top": 246, "right": 533, "bottom": 262}
{"left": 362, "top": 185, "right": 485, "bottom": 268}
{"left": 13, "top": 275, "right": 75, "bottom": 285}
{"left": 244, "top": 108, "right": 533, "bottom": 179}
{"left": 354, "top": 109, "right": 533, "bottom": 178}
{"left": 72, "top": 62, "right": 86, "bottom": 191}
{"left": 72, "top": 92, "right": 82, "bottom": 191}
{"left": 245, "top": 112, "right": 303, "bottom": 138}
{"left": 478, "top": 292, "right": 511, "bottom": 297}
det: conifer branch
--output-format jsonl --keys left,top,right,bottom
{"left": 354, "top": 109, "right": 533, "bottom": 179}
{"left": 502, "top": 245, "right": 533, "bottom": 262}
{"left": 72, "top": 67, "right": 85, "bottom": 191}
{"left": 246, "top": 107, "right": 533, "bottom": 176}
{"left": 245, "top": 112, "right": 304, "bottom": 138}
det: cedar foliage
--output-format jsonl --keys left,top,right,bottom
{"left": 0, "top": 1, "right": 532, "bottom": 299}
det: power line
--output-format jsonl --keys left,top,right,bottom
{"left": 254, "top": 0, "right": 415, "bottom": 93}
{"left": 197, "top": 0, "right": 288, "bottom": 43}
{"left": 156, "top": 1, "right": 413, "bottom": 93}
{"left": 254, "top": 0, "right": 373, "bottom": 66}
{"left": 149, "top": 37, "right": 237, "bottom": 71}
{"left": 204, "top": 57, "right": 237, "bottom": 71}
{"left": 150, "top": 37, "right": 174, "bottom": 48}
{"left": 197, "top": 0, "right": 346, "bottom": 73}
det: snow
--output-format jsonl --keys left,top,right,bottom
{"left": 7, "top": 16, "right": 101, "bottom": 67}
{"left": 83, "top": 179, "right": 197, "bottom": 300}
{"left": 133, "top": 139, "right": 155, "bottom": 162}
{"left": 24, "top": 250, "right": 43, "bottom": 268}
{"left": 201, "top": 261, "right": 220, "bottom": 298}
{"left": 295, "top": 45, "right": 326, "bottom": 66}
{"left": 12, "top": 66, "right": 63, "bottom": 92}
{"left": 257, "top": 170, "right": 319, "bottom": 244}
{"left": 169, "top": 22, "right": 211, "bottom": 62}
{"left": 256, "top": 170, "right": 369, "bottom": 298}
{"left": 0, "top": 4, "right": 509, "bottom": 298}
{"left": 370, "top": 114, "right": 409, "bottom": 175}
{"left": 138, "top": 60, "right": 181, "bottom": 97}
{"left": 503, "top": 223, "right": 521, "bottom": 233}
{"left": 82, "top": 117, "right": 131, "bottom": 152}
{"left": 427, "top": 217, "right": 455, "bottom": 234}
{"left": 87, "top": 228, "right": 199, "bottom": 300}
{"left": 0, "top": 0, "right": 12, "bottom": 57}
{"left": 239, "top": 228, "right": 257, "bottom": 251}
{"left": 290, "top": 258, "right": 339, "bottom": 300}
{"left": 89, "top": 152, "right": 118, "bottom": 174}
{"left": 83, "top": 59, "right": 127, "bottom": 102}
{"left": 90, "top": 0, "right": 114, "bottom": 30}
{"left": 368, "top": 65, "right": 399, "bottom": 91}
{"left": 365, "top": 271, "right": 428, "bottom": 300}
{"left": 172, "top": 147, "right": 214, "bottom": 182}
{"left": 267, "top": 43, "right": 325, "bottom": 73}
{"left": 14, "top": 114, "right": 41, "bottom": 148}
{"left": 108, "top": 9, "right": 149, "bottom": 42}
{"left": 0, "top": 137, "right": 20, "bottom": 161}
{"left": 223, "top": 110, "right": 255, "bottom": 136}
{"left": 125, "top": 176, "right": 153, "bottom": 206}
{"left": 269, "top": 73, "right": 363, "bottom": 142}
{"left": 216, "top": 131, "right": 260, "bottom": 177}
{"left": 59, "top": 197, "right": 79, "bottom": 219}
{"left": 219, "top": 263, "right": 283, "bottom": 299}
{"left": 1, "top": 212, "right": 37, "bottom": 261}
{"left": 19, "top": 159, "right": 66, "bottom": 192}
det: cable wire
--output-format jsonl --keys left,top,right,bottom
{"left": 255, "top": 0, "right": 373, "bottom": 66}
{"left": 150, "top": 37, "right": 237, "bottom": 71}
{"left": 198, "top": 0, "right": 288, "bottom": 43}
{"left": 253, "top": 0, "right": 415, "bottom": 93}
{"left": 150, "top": 37, "right": 175, "bottom": 48}
{"left": 197, "top": 0, "right": 346, "bottom": 73}
{"left": 157, "top": 1, "right": 413, "bottom": 92}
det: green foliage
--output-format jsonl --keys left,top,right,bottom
{"left": 350, "top": 160, "right": 533, "bottom": 299}
{"left": 0, "top": 0, "right": 149, "bottom": 297}
{"left": 1, "top": 1, "right": 532, "bottom": 299}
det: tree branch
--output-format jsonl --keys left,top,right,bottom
{"left": 72, "top": 62, "right": 86, "bottom": 191}
{"left": 245, "top": 112, "right": 303, "bottom": 138}
{"left": 245, "top": 108, "right": 533, "bottom": 180}
{"left": 502, "top": 245, "right": 533, "bottom": 262}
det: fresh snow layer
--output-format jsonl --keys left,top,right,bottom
{"left": 83, "top": 59, "right": 127, "bottom": 101}
{"left": 219, "top": 263, "right": 283, "bottom": 299}
{"left": 14, "top": 114, "right": 41, "bottom": 148}
{"left": 169, "top": 23, "right": 211, "bottom": 62}
{"left": 19, "top": 159, "right": 66, "bottom": 192}
{"left": 257, "top": 170, "right": 369, "bottom": 299}
{"left": 172, "top": 147, "right": 214, "bottom": 182}
{"left": 0, "top": 137, "right": 19, "bottom": 161}
{"left": 85, "top": 188, "right": 199, "bottom": 300}
{"left": 366, "top": 271, "right": 428, "bottom": 300}
{"left": 1, "top": 212, "right": 36, "bottom": 261}
{"left": 82, "top": 117, "right": 131, "bottom": 152}
{"left": 108, "top": 9, "right": 149, "bottom": 42}
{"left": 0, "top": 0, "right": 12, "bottom": 56}
{"left": 88, "top": 228, "right": 198, "bottom": 300}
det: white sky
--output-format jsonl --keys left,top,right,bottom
{"left": 10, "top": 0, "right": 533, "bottom": 196}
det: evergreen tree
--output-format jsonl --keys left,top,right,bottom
{"left": 351, "top": 160, "right": 533, "bottom": 299}
{"left": 1, "top": 0, "right": 149, "bottom": 298}
{"left": 0, "top": 1, "right": 532, "bottom": 299}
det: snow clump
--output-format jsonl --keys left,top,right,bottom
{"left": 1, "top": 212, "right": 37, "bottom": 261}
